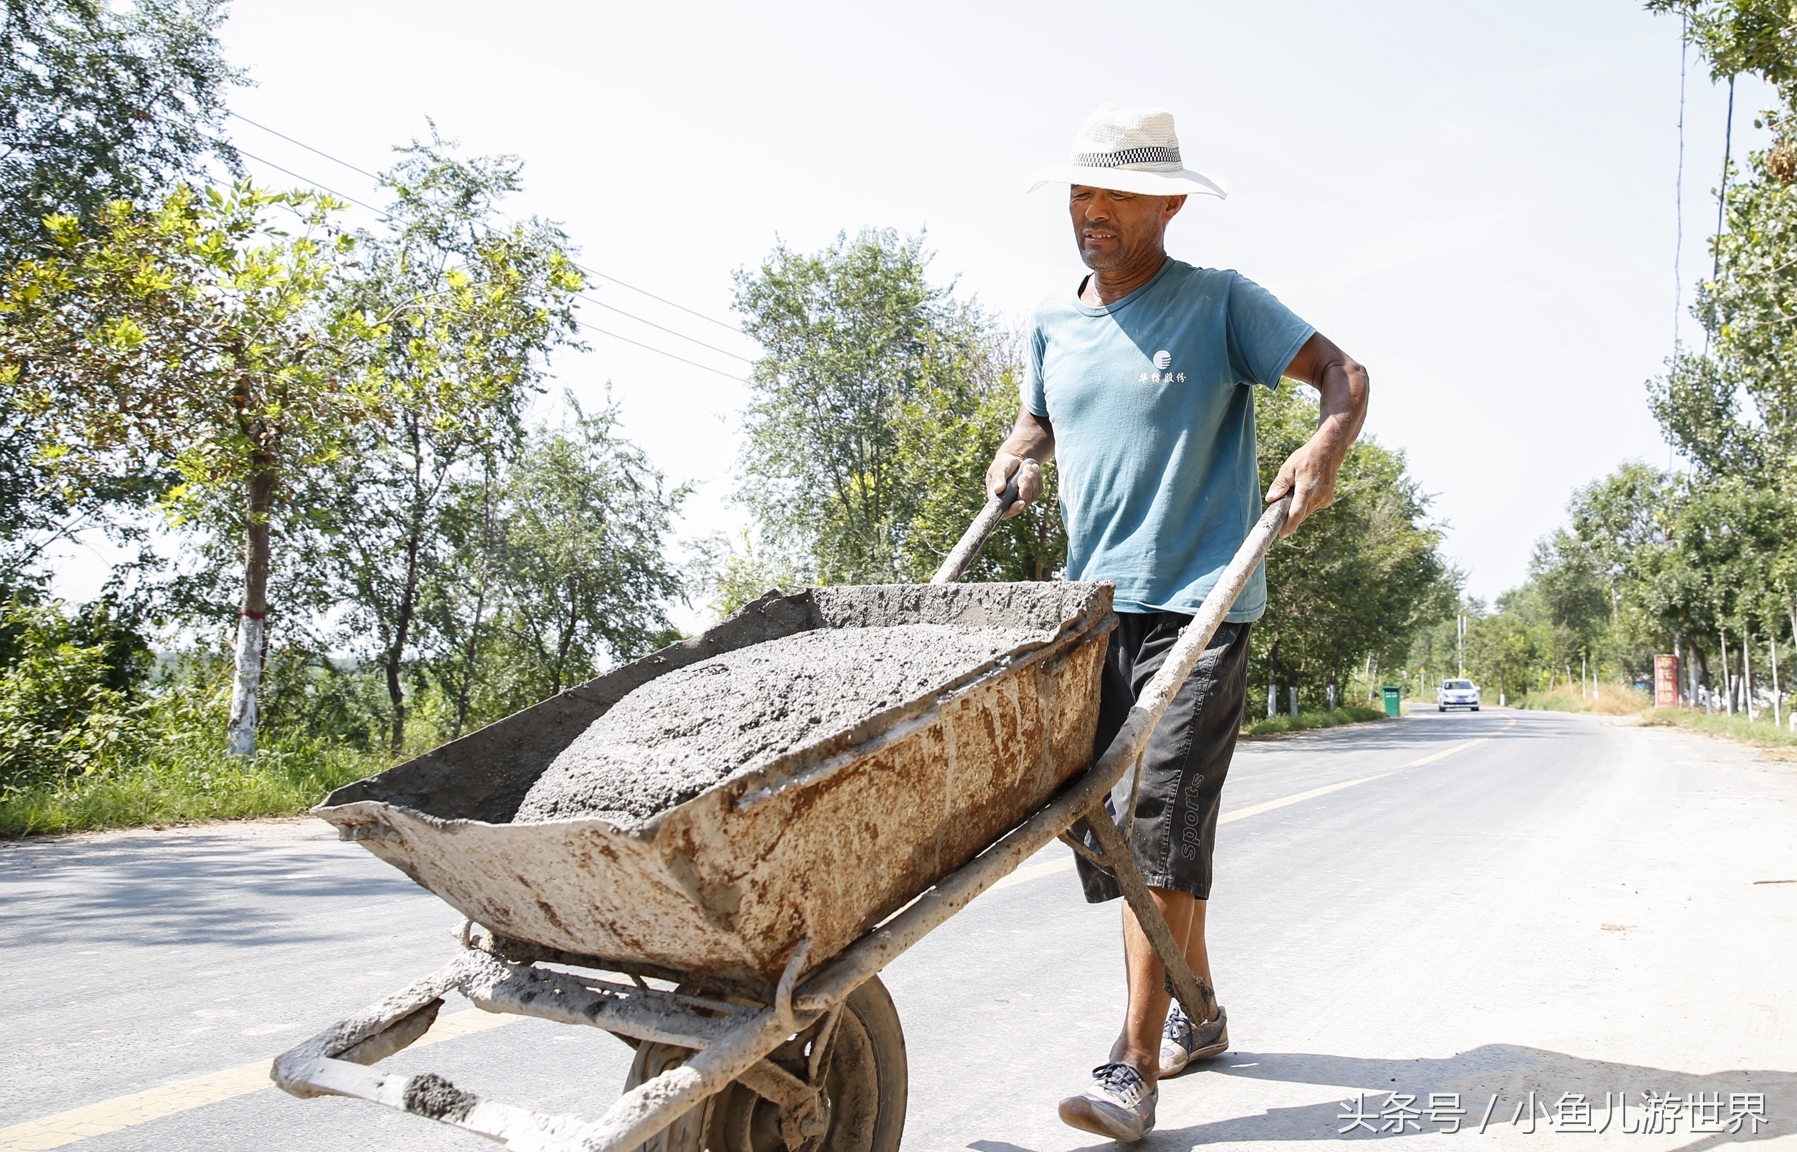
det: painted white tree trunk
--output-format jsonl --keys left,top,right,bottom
{"left": 227, "top": 613, "right": 264, "bottom": 757}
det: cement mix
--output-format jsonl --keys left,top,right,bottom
{"left": 512, "top": 623, "right": 1044, "bottom": 826}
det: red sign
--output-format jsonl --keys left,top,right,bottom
{"left": 1654, "top": 654, "right": 1680, "bottom": 709}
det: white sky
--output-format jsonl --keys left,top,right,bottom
{"left": 47, "top": 0, "right": 1773, "bottom": 630}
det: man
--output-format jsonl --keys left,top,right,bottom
{"left": 988, "top": 103, "right": 1368, "bottom": 1142}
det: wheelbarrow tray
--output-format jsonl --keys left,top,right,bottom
{"left": 316, "top": 581, "right": 1115, "bottom": 988}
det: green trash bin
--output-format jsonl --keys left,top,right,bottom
{"left": 1381, "top": 686, "right": 1402, "bottom": 717}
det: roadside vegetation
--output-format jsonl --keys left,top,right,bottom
{"left": 1241, "top": 705, "right": 1386, "bottom": 739}
{"left": 1397, "top": 2, "right": 1797, "bottom": 736}
{"left": 0, "top": 3, "right": 1455, "bottom": 836}
{"left": 1523, "top": 683, "right": 1652, "bottom": 716}
{"left": 1642, "top": 709, "right": 1797, "bottom": 751}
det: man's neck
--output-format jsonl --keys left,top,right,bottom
{"left": 1080, "top": 251, "right": 1169, "bottom": 307}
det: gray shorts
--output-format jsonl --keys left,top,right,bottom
{"left": 1074, "top": 613, "right": 1252, "bottom": 904}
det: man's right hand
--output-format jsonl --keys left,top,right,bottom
{"left": 987, "top": 406, "right": 1056, "bottom": 519}
{"left": 987, "top": 453, "right": 1043, "bottom": 519}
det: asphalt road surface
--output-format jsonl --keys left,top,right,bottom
{"left": 4, "top": 708, "right": 1795, "bottom": 1151}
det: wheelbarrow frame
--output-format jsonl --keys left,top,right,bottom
{"left": 272, "top": 492, "right": 1292, "bottom": 1152}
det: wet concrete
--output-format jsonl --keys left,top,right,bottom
{"left": 512, "top": 624, "right": 1045, "bottom": 826}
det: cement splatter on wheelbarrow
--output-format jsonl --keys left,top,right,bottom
{"left": 513, "top": 623, "right": 1044, "bottom": 826}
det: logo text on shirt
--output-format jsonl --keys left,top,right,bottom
{"left": 1153, "top": 350, "right": 1173, "bottom": 369}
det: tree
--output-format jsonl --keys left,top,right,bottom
{"left": 896, "top": 325, "right": 1068, "bottom": 583}
{"left": 1646, "top": 1, "right": 1797, "bottom": 91}
{"left": 1250, "top": 380, "right": 1454, "bottom": 706}
{"left": 0, "top": 0, "right": 243, "bottom": 269}
{"left": 1, "top": 0, "right": 243, "bottom": 583}
{"left": 310, "top": 136, "right": 582, "bottom": 750}
{"left": 423, "top": 398, "right": 688, "bottom": 713}
{"left": 0, "top": 183, "right": 379, "bottom": 755}
{"left": 732, "top": 230, "right": 993, "bottom": 584}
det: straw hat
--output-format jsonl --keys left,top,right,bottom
{"left": 1027, "top": 103, "right": 1227, "bottom": 199}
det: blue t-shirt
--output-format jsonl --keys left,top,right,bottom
{"left": 1024, "top": 258, "right": 1314, "bottom": 620}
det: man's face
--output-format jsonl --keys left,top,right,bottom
{"left": 1070, "top": 186, "right": 1186, "bottom": 271}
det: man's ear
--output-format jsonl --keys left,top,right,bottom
{"left": 1163, "top": 195, "right": 1188, "bottom": 222}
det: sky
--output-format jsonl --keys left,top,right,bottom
{"left": 48, "top": 0, "right": 1772, "bottom": 629}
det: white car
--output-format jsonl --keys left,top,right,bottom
{"left": 1438, "top": 679, "right": 1480, "bottom": 711}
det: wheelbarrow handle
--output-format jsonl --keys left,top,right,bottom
{"left": 929, "top": 472, "right": 1022, "bottom": 585}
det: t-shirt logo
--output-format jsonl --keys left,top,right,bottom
{"left": 1153, "top": 350, "right": 1173, "bottom": 370}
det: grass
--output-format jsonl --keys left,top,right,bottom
{"left": 1640, "top": 707, "right": 1797, "bottom": 752}
{"left": 1521, "top": 682, "right": 1649, "bottom": 716}
{"left": 1241, "top": 704, "right": 1386, "bottom": 737}
{"left": 1518, "top": 681, "right": 1797, "bottom": 755}
{"left": 0, "top": 732, "right": 386, "bottom": 838}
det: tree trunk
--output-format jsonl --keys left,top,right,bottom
{"left": 385, "top": 528, "right": 423, "bottom": 752}
{"left": 1743, "top": 624, "right": 1755, "bottom": 721}
{"left": 453, "top": 572, "right": 488, "bottom": 741}
{"left": 1719, "top": 630, "right": 1731, "bottom": 714}
{"left": 1266, "top": 639, "right": 1279, "bottom": 720}
{"left": 227, "top": 469, "right": 276, "bottom": 757}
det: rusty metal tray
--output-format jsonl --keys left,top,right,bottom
{"left": 314, "top": 581, "right": 1115, "bottom": 988}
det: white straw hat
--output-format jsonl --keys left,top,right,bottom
{"left": 1027, "top": 103, "right": 1227, "bottom": 199}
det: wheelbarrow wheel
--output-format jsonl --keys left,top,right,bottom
{"left": 624, "top": 975, "right": 907, "bottom": 1152}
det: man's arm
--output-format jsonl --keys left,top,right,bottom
{"left": 1266, "top": 331, "right": 1369, "bottom": 537}
{"left": 986, "top": 407, "right": 1056, "bottom": 519}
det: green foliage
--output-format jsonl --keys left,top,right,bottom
{"left": 472, "top": 399, "right": 689, "bottom": 698}
{"left": 0, "top": 596, "right": 149, "bottom": 796}
{"left": 0, "top": 180, "right": 379, "bottom": 752}
{"left": 1647, "top": 1, "right": 1797, "bottom": 89}
{"left": 1643, "top": 705, "right": 1797, "bottom": 745}
{"left": 300, "top": 136, "right": 584, "bottom": 748}
{"left": 732, "top": 230, "right": 1019, "bottom": 584}
{"left": 720, "top": 232, "right": 1066, "bottom": 604}
{"left": 0, "top": 656, "right": 381, "bottom": 837}
{"left": 1240, "top": 705, "right": 1385, "bottom": 738}
{"left": 1251, "top": 380, "right": 1455, "bottom": 704}
{"left": 687, "top": 530, "right": 805, "bottom": 619}
{"left": 0, "top": 183, "right": 377, "bottom": 508}
{"left": 0, "top": 0, "right": 243, "bottom": 269}
{"left": 895, "top": 327, "right": 1068, "bottom": 584}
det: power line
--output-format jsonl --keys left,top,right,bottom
{"left": 583, "top": 294, "right": 753, "bottom": 362}
{"left": 1675, "top": 11, "right": 1688, "bottom": 352}
{"left": 231, "top": 142, "right": 755, "bottom": 373}
{"left": 1713, "top": 75, "right": 1735, "bottom": 283}
{"left": 229, "top": 113, "right": 747, "bottom": 336}
{"left": 1703, "top": 74, "right": 1735, "bottom": 359}
{"left": 580, "top": 267, "right": 745, "bottom": 336}
{"left": 233, "top": 147, "right": 385, "bottom": 214}
{"left": 580, "top": 322, "right": 747, "bottom": 383}
{"left": 229, "top": 111, "right": 378, "bottom": 179}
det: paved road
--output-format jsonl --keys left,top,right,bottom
{"left": 4, "top": 709, "right": 1795, "bottom": 1150}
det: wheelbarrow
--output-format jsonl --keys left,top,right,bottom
{"left": 271, "top": 487, "right": 1293, "bottom": 1152}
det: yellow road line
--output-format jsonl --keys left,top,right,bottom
{"left": 0, "top": 1007, "right": 517, "bottom": 1151}
{"left": 1217, "top": 772, "right": 1391, "bottom": 825}
{"left": 992, "top": 715, "right": 1519, "bottom": 891}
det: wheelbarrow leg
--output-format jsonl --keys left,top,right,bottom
{"left": 1065, "top": 808, "right": 1219, "bottom": 1030}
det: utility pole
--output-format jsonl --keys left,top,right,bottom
{"left": 1457, "top": 614, "right": 1465, "bottom": 677}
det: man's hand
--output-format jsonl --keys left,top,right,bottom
{"left": 987, "top": 408, "right": 1056, "bottom": 519}
{"left": 1267, "top": 332, "right": 1369, "bottom": 537}
{"left": 987, "top": 454, "right": 1045, "bottom": 518}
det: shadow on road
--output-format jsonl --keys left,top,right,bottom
{"left": 967, "top": 1043, "right": 1793, "bottom": 1149}
{"left": 0, "top": 825, "right": 419, "bottom": 952}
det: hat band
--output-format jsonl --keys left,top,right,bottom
{"left": 1072, "top": 145, "right": 1182, "bottom": 168}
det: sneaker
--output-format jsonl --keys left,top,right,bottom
{"left": 1158, "top": 1003, "right": 1228, "bottom": 1077}
{"left": 1058, "top": 1062, "right": 1158, "bottom": 1142}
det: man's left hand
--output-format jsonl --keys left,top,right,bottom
{"left": 1267, "top": 332, "right": 1370, "bottom": 537}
